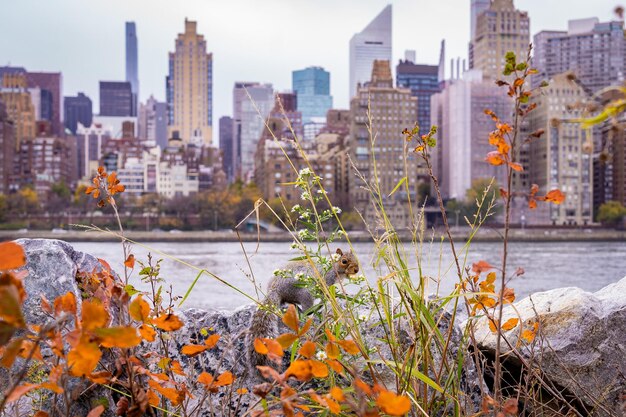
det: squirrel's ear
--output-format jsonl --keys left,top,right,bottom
{"left": 336, "top": 248, "right": 343, "bottom": 256}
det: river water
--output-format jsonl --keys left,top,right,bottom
{"left": 70, "top": 240, "right": 626, "bottom": 311}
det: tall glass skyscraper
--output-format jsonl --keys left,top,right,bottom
{"left": 292, "top": 66, "right": 332, "bottom": 125}
{"left": 125, "top": 22, "right": 138, "bottom": 116}
{"left": 349, "top": 5, "right": 392, "bottom": 99}
{"left": 396, "top": 60, "right": 441, "bottom": 137}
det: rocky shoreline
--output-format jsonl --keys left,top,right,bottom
{"left": 2, "top": 239, "right": 625, "bottom": 416}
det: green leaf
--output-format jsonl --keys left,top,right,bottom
{"left": 138, "top": 267, "right": 152, "bottom": 276}
{"left": 123, "top": 284, "right": 140, "bottom": 296}
{"left": 516, "top": 62, "right": 527, "bottom": 71}
{"left": 505, "top": 51, "right": 516, "bottom": 64}
{"left": 200, "top": 327, "right": 208, "bottom": 337}
{"left": 388, "top": 177, "right": 407, "bottom": 198}
{"left": 426, "top": 137, "right": 437, "bottom": 148}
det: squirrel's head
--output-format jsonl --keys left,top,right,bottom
{"left": 335, "top": 248, "right": 359, "bottom": 276}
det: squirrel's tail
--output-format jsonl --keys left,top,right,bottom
{"left": 246, "top": 296, "right": 280, "bottom": 373}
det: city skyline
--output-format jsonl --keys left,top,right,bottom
{"left": 0, "top": 0, "right": 620, "bottom": 127}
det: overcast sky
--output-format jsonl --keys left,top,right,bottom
{"left": 0, "top": 0, "right": 620, "bottom": 124}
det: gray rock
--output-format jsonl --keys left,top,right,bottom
{"left": 471, "top": 276, "right": 626, "bottom": 416}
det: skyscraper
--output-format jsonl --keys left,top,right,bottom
{"left": 469, "top": 0, "right": 491, "bottom": 69}
{"left": 232, "top": 82, "right": 274, "bottom": 181}
{"left": 0, "top": 73, "right": 36, "bottom": 150}
{"left": 64, "top": 92, "right": 92, "bottom": 135}
{"left": 527, "top": 73, "right": 593, "bottom": 225}
{"left": 430, "top": 70, "right": 510, "bottom": 200}
{"left": 99, "top": 81, "right": 133, "bottom": 117}
{"left": 219, "top": 116, "right": 234, "bottom": 182}
{"left": 349, "top": 60, "right": 420, "bottom": 228}
{"left": 349, "top": 5, "right": 392, "bottom": 99}
{"left": 166, "top": 19, "right": 213, "bottom": 145}
{"left": 533, "top": 19, "right": 626, "bottom": 92}
{"left": 470, "top": 0, "right": 530, "bottom": 81}
{"left": 0, "top": 98, "right": 15, "bottom": 193}
{"left": 292, "top": 66, "right": 333, "bottom": 124}
{"left": 138, "top": 96, "right": 168, "bottom": 148}
{"left": 125, "top": 22, "right": 139, "bottom": 116}
{"left": 396, "top": 59, "right": 442, "bottom": 138}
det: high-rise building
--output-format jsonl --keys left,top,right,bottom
{"left": 219, "top": 116, "right": 234, "bottom": 182}
{"left": 527, "top": 73, "right": 593, "bottom": 225}
{"left": 99, "top": 81, "right": 133, "bottom": 117}
{"left": 349, "top": 60, "right": 420, "bottom": 228}
{"left": 0, "top": 73, "right": 36, "bottom": 150}
{"left": 64, "top": 93, "right": 92, "bottom": 135}
{"left": 396, "top": 59, "right": 442, "bottom": 137}
{"left": 138, "top": 96, "right": 168, "bottom": 148}
{"left": 470, "top": 0, "right": 530, "bottom": 81}
{"left": 349, "top": 5, "right": 392, "bottom": 99}
{"left": 292, "top": 66, "right": 333, "bottom": 124}
{"left": 533, "top": 19, "right": 626, "bottom": 92}
{"left": 27, "top": 87, "right": 53, "bottom": 123}
{"left": 0, "top": 98, "right": 15, "bottom": 193}
{"left": 75, "top": 123, "right": 111, "bottom": 180}
{"left": 166, "top": 19, "right": 213, "bottom": 145}
{"left": 126, "top": 22, "right": 139, "bottom": 116}
{"left": 0, "top": 67, "right": 63, "bottom": 136}
{"left": 430, "top": 70, "right": 510, "bottom": 200}
{"left": 24, "top": 72, "right": 62, "bottom": 136}
{"left": 233, "top": 82, "right": 274, "bottom": 181}
{"left": 469, "top": 0, "right": 491, "bottom": 68}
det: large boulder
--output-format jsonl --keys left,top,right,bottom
{"left": 472, "top": 277, "right": 626, "bottom": 416}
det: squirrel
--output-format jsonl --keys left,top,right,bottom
{"left": 245, "top": 248, "right": 359, "bottom": 373}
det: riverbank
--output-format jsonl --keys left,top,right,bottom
{"left": 1, "top": 226, "right": 625, "bottom": 242}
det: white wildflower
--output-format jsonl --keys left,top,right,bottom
{"left": 315, "top": 350, "right": 327, "bottom": 361}
{"left": 331, "top": 253, "right": 341, "bottom": 262}
{"left": 332, "top": 206, "right": 342, "bottom": 214}
{"left": 291, "top": 204, "right": 301, "bottom": 213}
{"left": 358, "top": 313, "right": 368, "bottom": 322}
{"left": 301, "top": 191, "right": 311, "bottom": 200}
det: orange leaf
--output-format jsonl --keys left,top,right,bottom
{"left": 285, "top": 360, "right": 312, "bottom": 382}
{"left": 298, "top": 340, "right": 316, "bottom": 358}
{"left": 276, "top": 333, "right": 298, "bottom": 349}
{"left": 138, "top": 324, "right": 156, "bottom": 342}
{"left": 254, "top": 338, "right": 268, "bottom": 355}
{"left": 472, "top": 260, "right": 494, "bottom": 274}
{"left": 326, "top": 359, "right": 343, "bottom": 374}
{"left": 502, "top": 288, "right": 515, "bottom": 304}
{"left": 485, "top": 151, "right": 506, "bottom": 166}
{"left": 204, "top": 333, "right": 220, "bottom": 348}
{"left": 197, "top": 371, "right": 215, "bottom": 386}
{"left": 327, "top": 397, "right": 341, "bottom": 414}
{"left": 88, "top": 371, "right": 112, "bottom": 384}
{"left": 81, "top": 299, "right": 109, "bottom": 331}
{"left": 354, "top": 379, "right": 372, "bottom": 396}
{"left": 488, "top": 318, "right": 498, "bottom": 333}
{"left": 40, "top": 295, "right": 52, "bottom": 314}
{"left": 310, "top": 359, "right": 328, "bottom": 378}
{"left": 1, "top": 338, "right": 23, "bottom": 367}
{"left": 501, "top": 318, "right": 520, "bottom": 331}
{"left": 171, "top": 360, "right": 185, "bottom": 376}
{"left": 543, "top": 189, "right": 565, "bottom": 204}
{"left": 376, "top": 391, "right": 411, "bottom": 416}
{"left": 0, "top": 242, "right": 26, "bottom": 270}
{"left": 528, "top": 198, "right": 537, "bottom": 209}
{"left": 148, "top": 380, "right": 183, "bottom": 406}
{"left": 153, "top": 313, "right": 183, "bottom": 332}
{"left": 325, "top": 341, "right": 340, "bottom": 359}
{"left": 67, "top": 337, "right": 102, "bottom": 376}
{"left": 216, "top": 371, "right": 234, "bottom": 387}
{"left": 95, "top": 326, "right": 141, "bottom": 348}
{"left": 181, "top": 344, "right": 209, "bottom": 356}
{"left": 6, "top": 383, "right": 39, "bottom": 403}
{"left": 237, "top": 388, "right": 249, "bottom": 394}
{"left": 147, "top": 389, "right": 159, "bottom": 406}
{"left": 509, "top": 162, "right": 523, "bottom": 172}
{"left": 129, "top": 295, "right": 151, "bottom": 323}
{"left": 521, "top": 322, "right": 539, "bottom": 343}
{"left": 86, "top": 405, "right": 105, "bottom": 417}
{"left": 282, "top": 304, "right": 299, "bottom": 333}
{"left": 0, "top": 285, "right": 25, "bottom": 327}
{"left": 124, "top": 254, "right": 135, "bottom": 269}
{"left": 256, "top": 365, "right": 282, "bottom": 382}
{"left": 330, "top": 387, "right": 345, "bottom": 402}
{"left": 337, "top": 339, "right": 360, "bottom": 355}
{"left": 54, "top": 292, "right": 77, "bottom": 317}
{"left": 34, "top": 412, "right": 49, "bottom": 417}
